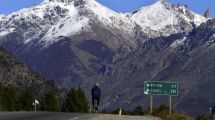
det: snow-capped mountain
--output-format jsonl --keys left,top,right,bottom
{"left": 0, "top": 0, "right": 208, "bottom": 47}
{"left": 0, "top": 0, "right": 214, "bottom": 116}
{"left": 130, "top": 0, "right": 208, "bottom": 37}
{"left": 0, "top": 0, "right": 142, "bottom": 88}
{"left": 0, "top": 0, "right": 136, "bottom": 48}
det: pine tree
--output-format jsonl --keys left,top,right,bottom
{"left": 62, "top": 88, "right": 78, "bottom": 112}
{"left": 18, "top": 89, "right": 34, "bottom": 111}
{"left": 76, "top": 88, "right": 89, "bottom": 112}
{"left": 62, "top": 88, "right": 89, "bottom": 112}
{"left": 0, "top": 86, "right": 18, "bottom": 111}
{"left": 204, "top": 8, "right": 211, "bottom": 18}
{"left": 40, "top": 90, "right": 60, "bottom": 112}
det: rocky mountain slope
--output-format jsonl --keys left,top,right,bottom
{"left": 0, "top": 47, "right": 60, "bottom": 98}
{"left": 98, "top": 19, "right": 215, "bottom": 116}
{"left": 0, "top": 0, "right": 214, "bottom": 116}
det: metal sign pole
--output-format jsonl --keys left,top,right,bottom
{"left": 150, "top": 95, "right": 153, "bottom": 114}
{"left": 169, "top": 96, "right": 172, "bottom": 120}
{"left": 35, "top": 102, "right": 36, "bottom": 112}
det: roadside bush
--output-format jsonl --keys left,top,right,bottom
{"left": 152, "top": 104, "right": 192, "bottom": 120}
{"left": 196, "top": 115, "right": 214, "bottom": 120}
{"left": 172, "top": 112, "right": 193, "bottom": 120}
{"left": 130, "top": 106, "right": 144, "bottom": 115}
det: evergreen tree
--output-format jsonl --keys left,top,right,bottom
{"left": 40, "top": 90, "right": 60, "bottom": 112}
{"left": 0, "top": 86, "right": 18, "bottom": 111}
{"left": 76, "top": 88, "right": 89, "bottom": 112}
{"left": 62, "top": 88, "right": 89, "bottom": 112}
{"left": 18, "top": 89, "right": 34, "bottom": 111}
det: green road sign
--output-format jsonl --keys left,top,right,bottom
{"left": 144, "top": 81, "right": 178, "bottom": 96}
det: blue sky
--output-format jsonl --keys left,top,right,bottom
{"left": 0, "top": 0, "right": 214, "bottom": 17}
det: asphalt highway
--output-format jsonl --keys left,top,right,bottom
{"left": 0, "top": 112, "right": 160, "bottom": 120}
{"left": 0, "top": 112, "right": 94, "bottom": 120}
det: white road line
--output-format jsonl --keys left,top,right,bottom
{"left": 70, "top": 117, "right": 79, "bottom": 120}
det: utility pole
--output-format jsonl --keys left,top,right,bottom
{"left": 34, "top": 102, "right": 37, "bottom": 112}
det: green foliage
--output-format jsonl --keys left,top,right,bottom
{"left": 62, "top": 88, "right": 89, "bottom": 113}
{"left": 40, "top": 90, "right": 60, "bottom": 112}
{"left": 150, "top": 105, "right": 192, "bottom": 120}
{"left": 18, "top": 89, "right": 34, "bottom": 111}
{"left": 76, "top": 88, "right": 89, "bottom": 112}
{"left": 130, "top": 106, "right": 144, "bottom": 115}
{"left": 152, "top": 104, "right": 169, "bottom": 118}
{"left": 172, "top": 113, "right": 193, "bottom": 120}
{"left": 0, "top": 86, "right": 18, "bottom": 111}
{"left": 196, "top": 115, "right": 215, "bottom": 120}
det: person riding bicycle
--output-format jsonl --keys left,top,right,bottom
{"left": 91, "top": 83, "right": 101, "bottom": 110}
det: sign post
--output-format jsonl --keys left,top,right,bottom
{"left": 169, "top": 96, "right": 172, "bottom": 120}
{"left": 144, "top": 81, "right": 178, "bottom": 119}
{"left": 33, "top": 99, "right": 39, "bottom": 112}
{"left": 149, "top": 95, "right": 153, "bottom": 114}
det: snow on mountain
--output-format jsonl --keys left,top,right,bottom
{"left": 43, "top": 0, "right": 135, "bottom": 43}
{"left": 0, "top": 28, "right": 15, "bottom": 37}
{"left": 41, "top": 0, "right": 90, "bottom": 43}
{"left": 170, "top": 36, "right": 186, "bottom": 48}
{"left": 0, "top": 14, "right": 4, "bottom": 20}
{"left": 0, "top": 0, "right": 136, "bottom": 46}
{"left": 130, "top": 0, "right": 208, "bottom": 37}
{"left": 0, "top": 0, "right": 209, "bottom": 45}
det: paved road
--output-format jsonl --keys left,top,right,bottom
{"left": 0, "top": 112, "right": 92, "bottom": 120}
{"left": 0, "top": 112, "right": 160, "bottom": 120}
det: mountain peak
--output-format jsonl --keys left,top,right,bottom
{"left": 155, "top": 0, "right": 168, "bottom": 5}
{"left": 43, "top": 0, "right": 94, "bottom": 4}
{"left": 130, "top": 0, "right": 207, "bottom": 37}
{"left": 44, "top": 0, "right": 76, "bottom": 3}
{"left": 43, "top": 0, "right": 72, "bottom": 3}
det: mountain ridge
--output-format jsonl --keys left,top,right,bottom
{"left": 0, "top": 0, "right": 208, "bottom": 42}
{"left": 0, "top": 0, "right": 214, "bottom": 116}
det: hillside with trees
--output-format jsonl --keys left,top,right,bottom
{"left": 0, "top": 46, "right": 61, "bottom": 110}
{"left": 0, "top": 46, "right": 90, "bottom": 112}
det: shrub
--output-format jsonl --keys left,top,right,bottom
{"left": 131, "top": 106, "right": 144, "bottom": 115}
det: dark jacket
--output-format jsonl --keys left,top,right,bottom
{"left": 91, "top": 85, "right": 101, "bottom": 98}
